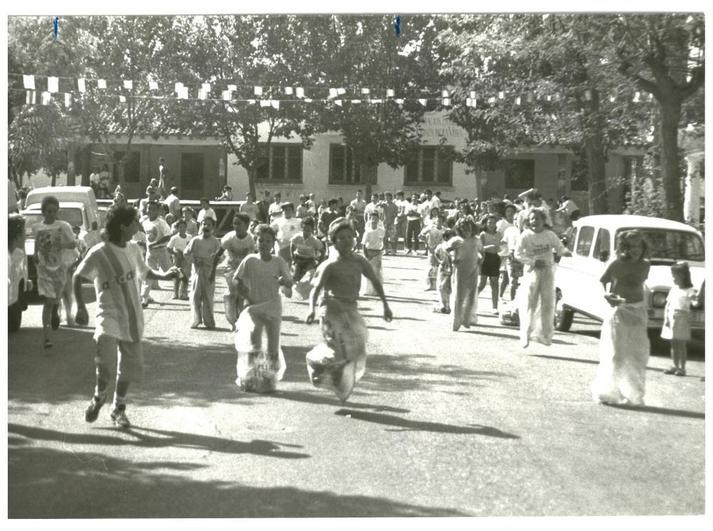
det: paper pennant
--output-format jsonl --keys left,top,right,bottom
{"left": 442, "top": 90, "right": 449, "bottom": 98}
{"left": 337, "top": 88, "right": 346, "bottom": 95}
{"left": 386, "top": 89, "right": 394, "bottom": 97}
{"left": 466, "top": 97, "right": 472, "bottom": 107}
{"left": 515, "top": 97, "right": 521, "bottom": 105}
{"left": 25, "top": 90, "right": 35, "bottom": 105}
{"left": 303, "top": 98, "right": 312, "bottom": 103}
{"left": 371, "top": 99, "right": 383, "bottom": 104}
{"left": 202, "top": 83, "right": 211, "bottom": 93}
{"left": 149, "top": 80, "right": 158, "bottom": 91}
{"left": 64, "top": 93, "right": 72, "bottom": 108}
{"left": 609, "top": 95, "right": 616, "bottom": 102}
{"left": 227, "top": 84, "right": 237, "bottom": 92}
{"left": 633, "top": 91, "right": 640, "bottom": 102}
{"left": 77, "top": 78, "right": 86, "bottom": 93}
{"left": 527, "top": 93, "right": 533, "bottom": 103}
{"left": 198, "top": 89, "right": 207, "bottom": 100}
{"left": 351, "top": 99, "right": 361, "bottom": 104}
{"left": 260, "top": 100, "right": 270, "bottom": 107}
{"left": 178, "top": 87, "right": 188, "bottom": 99}
{"left": 395, "top": 98, "right": 404, "bottom": 105}
{"left": 296, "top": 87, "right": 304, "bottom": 98}
{"left": 41, "top": 91, "right": 51, "bottom": 105}
{"left": 175, "top": 82, "right": 184, "bottom": 93}
{"left": 498, "top": 91, "right": 504, "bottom": 100}
{"left": 361, "top": 88, "right": 370, "bottom": 95}
{"left": 254, "top": 86, "right": 263, "bottom": 96}
{"left": 23, "top": 75, "right": 35, "bottom": 90}
{"left": 222, "top": 90, "right": 231, "bottom": 101}
{"left": 271, "top": 100, "right": 280, "bottom": 110}
{"left": 97, "top": 79, "right": 107, "bottom": 89}
{"left": 285, "top": 87, "right": 294, "bottom": 95}
{"left": 442, "top": 98, "right": 451, "bottom": 107}
{"left": 488, "top": 96, "right": 496, "bottom": 104}
{"left": 119, "top": 95, "right": 126, "bottom": 103}
{"left": 47, "top": 76, "right": 59, "bottom": 93}
{"left": 329, "top": 88, "right": 338, "bottom": 98}
{"left": 584, "top": 89, "right": 592, "bottom": 101}
{"left": 247, "top": 99, "right": 256, "bottom": 104}
{"left": 335, "top": 100, "right": 342, "bottom": 106}
{"left": 469, "top": 90, "right": 476, "bottom": 99}
{"left": 123, "top": 80, "right": 133, "bottom": 90}
{"left": 648, "top": 93, "right": 654, "bottom": 101}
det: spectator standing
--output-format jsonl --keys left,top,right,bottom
{"left": 268, "top": 193, "right": 284, "bottom": 223}
{"left": 272, "top": 203, "right": 303, "bottom": 267}
{"left": 240, "top": 192, "right": 260, "bottom": 221}
{"left": 382, "top": 192, "right": 399, "bottom": 255}
{"left": 140, "top": 201, "right": 173, "bottom": 307}
{"left": 197, "top": 197, "right": 217, "bottom": 224}
{"left": 164, "top": 186, "right": 181, "bottom": 220}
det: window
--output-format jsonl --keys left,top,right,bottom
{"left": 592, "top": 228, "right": 611, "bottom": 262}
{"left": 565, "top": 227, "right": 578, "bottom": 252}
{"left": 329, "top": 144, "right": 364, "bottom": 184}
{"left": 628, "top": 229, "right": 705, "bottom": 262}
{"left": 504, "top": 159, "right": 535, "bottom": 190}
{"left": 576, "top": 226, "right": 595, "bottom": 257}
{"left": 181, "top": 153, "right": 204, "bottom": 192}
{"left": 256, "top": 144, "right": 303, "bottom": 182}
{"left": 113, "top": 151, "right": 140, "bottom": 183}
{"left": 570, "top": 154, "right": 589, "bottom": 192}
{"left": 405, "top": 146, "right": 453, "bottom": 185}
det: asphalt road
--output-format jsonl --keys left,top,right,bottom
{"left": 6, "top": 253, "right": 707, "bottom": 519}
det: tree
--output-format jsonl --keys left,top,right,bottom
{"left": 613, "top": 14, "right": 704, "bottom": 220}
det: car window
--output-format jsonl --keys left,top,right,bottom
{"left": 627, "top": 228, "right": 705, "bottom": 262}
{"left": 576, "top": 226, "right": 595, "bottom": 257}
{"left": 565, "top": 226, "right": 578, "bottom": 252}
{"left": 592, "top": 228, "right": 611, "bottom": 261}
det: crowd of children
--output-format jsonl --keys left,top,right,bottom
{"left": 9, "top": 184, "right": 704, "bottom": 426}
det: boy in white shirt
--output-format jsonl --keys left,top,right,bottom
{"left": 290, "top": 216, "right": 325, "bottom": 282}
{"left": 196, "top": 197, "right": 217, "bottom": 224}
{"left": 221, "top": 213, "right": 256, "bottom": 330}
{"left": 271, "top": 203, "right": 303, "bottom": 267}
{"left": 74, "top": 205, "right": 179, "bottom": 428}
{"left": 167, "top": 219, "right": 191, "bottom": 300}
{"left": 185, "top": 217, "right": 223, "bottom": 329}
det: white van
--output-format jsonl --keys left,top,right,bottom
{"left": 555, "top": 215, "right": 705, "bottom": 335}
{"left": 24, "top": 186, "right": 100, "bottom": 230}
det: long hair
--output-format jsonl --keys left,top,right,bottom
{"left": 671, "top": 261, "right": 693, "bottom": 289}
{"left": 615, "top": 229, "right": 648, "bottom": 261}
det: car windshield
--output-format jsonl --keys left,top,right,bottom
{"left": 23, "top": 209, "right": 84, "bottom": 237}
{"left": 619, "top": 228, "right": 705, "bottom": 262}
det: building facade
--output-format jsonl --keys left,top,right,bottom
{"left": 227, "top": 112, "right": 646, "bottom": 215}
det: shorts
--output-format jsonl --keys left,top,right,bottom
{"left": 95, "top": 335, "right": 144, "bottom": 382}
{"left": 481, "top": 253, "right": 501, "bottom": 277}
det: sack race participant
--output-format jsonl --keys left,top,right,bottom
{"left": 305, "top": 220, "right": 393, "bottom": 402}
{"left": 448, "top": 218, "right": 482, "bottom": 332}
{"left": 234, "top": 225, "right": 293, "bottom": 393}
{"left": 361, "top": 212, "right": 386, "bottom": 296}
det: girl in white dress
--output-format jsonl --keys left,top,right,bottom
{"left": 661, "top": 261, "right": 698, "bottom": 376}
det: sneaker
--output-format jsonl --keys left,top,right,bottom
{"left": 663, "top": 367, "right": 678, "bottom": 375}
{"left": 85, "top": 395, "right": 105, "bottom": 423}
{"left": 674, "top": 368, "right": 686, "bottom": 377}
{"left": 110, "top": 406, "right": 131, "bottom": 428}
{"left": 51, "top": 304, "right": 60, "bottom": 330}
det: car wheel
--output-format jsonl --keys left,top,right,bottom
{"left": 8, "top": 301, "right": 22, "bottom": 332}
{"left": 555, "top": 298, "right": 574, "bottom": 332}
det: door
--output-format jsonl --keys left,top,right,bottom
{"left": 181, "top": 153, "right": 205, "bottom": 199}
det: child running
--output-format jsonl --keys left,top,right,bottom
{"left": 419, "top": 214, "right": 445, "bottom": 291}
{"left": 362, "top": 212, "right": 386, "bottom": 296}
{"left": 661, "top": 261, "right": 697, "bottom": 377}
{"left": 184, "top": 217, "right": 223, "bottom": 329}
{"left": 167, "top": 219, "right": 191, "bottom": 300}
{"left": 477, "top": 214, "right": 502, "bottom": 314}
{"left": 449, "top": 218, "right": 482, "bottom": 331}
{"left": 433, "top": 228, "right": 457, "bottom": 314}
{"left": 234, "top": 225, "right": 293, "bottom": 393}
{"left": 34, "top": 196, "right": 77, "bottom": 349}
{"left": 591, "top": 230, "right": 650, "bottom": 405}
{"left": 220, "top": 213, "right": 256, "bottom": 330}
{"left": 305, "top": 220, "right": 393, "bottom": 401}
{"left": 74, "top": 205, "right": 179, "bottom": 428}
{"left": 514, "top": 208, "right": 571, "bottom": 348}
{"left": 290, "top": 216, "right": 324, "bottom": 299}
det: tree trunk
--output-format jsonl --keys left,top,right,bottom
{"left": 584, "top": 136, "right": 608, "bottom": 215}
{"left": 660, "top": 98, "right": 683, "bottom": 221}
{"left": 247, "top": 167, "right": 257, "bottom": 199}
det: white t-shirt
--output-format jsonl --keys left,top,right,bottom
{"left": 221, "top": 231, "right": 256, "bottom": 270}
{"left": 272, "top": 217, "right": 303, "bottom": 249}
{"left": 197, "top": 207, "right": 217, "bottom": 224}
{"left": 34, "top": 220, "right": 75, "bottom": 271}
{"left": 362, "top": 224, "right": 386, "bottom": 251}
{"left": 142, "top": 217, "right": 172, "bottom": 248}
{"left": 666, "top": 286, "right": 696, "bottom": 312}
{"left": 514, "top": 229, "right": 566, "bottom": 266}
{"left": 236, "top": 254, "right": 291, "bottom": 304}
{"left": 167, "top": 233, "right": 190, "bottom": 254}
{"left": 74, "top": 241, "right": 149, "bottom": 342}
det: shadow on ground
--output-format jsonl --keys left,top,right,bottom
{"left": 7, "top": 444, "right": 465, "bottom": 517}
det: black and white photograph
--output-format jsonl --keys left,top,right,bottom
{"left": 3, "top": 1, "right": 710, "bottom": 525}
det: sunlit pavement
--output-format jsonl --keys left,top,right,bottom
{"left": 7, "top": 253, "right": 705, "bottom": 517}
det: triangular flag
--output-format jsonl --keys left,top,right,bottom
{"left": 25, "top": 90, "right": 33, "bottom": 105}
{"left": 515, "top": 97, "right": 521, "bottom": 105}
{"left": 178, "top": 87, "right": 188, "bottom": 99}
{"left": 527, "top": 93, "right": 533, "bottom": 103}
{"left": 285, "top": 87, "right": 294, "bottom": 95}
{"left": 260, "top": 100, "right": 271, "bottom": 107}
{"left": 472, "top": 98, "right": 477, "bottom": 109}
{"left": 303, "top": 98, "right": 312, "bottom": 103}
{"left": 247, "top": 99, "right": 256, "bottom": 104}
{"left": 442, "top": 98, "right": 451, "bottom": 107}
{"left": 470, "top": 91, "right": 476, "bottom": 99}
{"left": 198, "top": 89, "right": 207, "bottom": 100}
{"left": 23, "top": 75, "right": 35, "bottom": 90}
{"left": 227, "top": 84, "right": 237, "bottom": 92}
{"left": 296, "top": 87, "right": 304, "bottom": 98}
{"left": 466, "top": 98, "right": 472, "bottom": 107}
{"left": 202, "top": 82, "right": 211, "bottom": 93}
{"left": 351, "top": 99, "right": 361, "bottom": 104}
{"left": 64, "top": 93, "right": 72, "bottom": 108}
{"left": 77, "top": 78, "right": 86, "bottom": 93}
{"left": 488, "top": 96, "right": 496, "bottom": 104}
{"left": 222, "top": 90, "right": 231, "bottom": 101}
{"left": 119, "top": 95, "right": 126, "bottom": 103}
{"left": 395, "top": 98, "right": 404, "bottom": 105}
{"left": 442, "top": 90, "right": 449, "bottom": 98}
{"left": 371, "top": 99, "right": 383, "bottom": 104}
{"left": 254, "top": 86, "right": 263, "bottom": 96}
{"left": 609, "top": 95, "right": 616, "bottom": 103}
{"left": 361, "top": 88, "right": 370, "bottom": 95}
{"left": 149, "top": 80, "right": 158, "bottom": 91}
{"left": 97, "top": 79, "right": 106, "bottom": 89}
{"left": 123, "top": 80, "right": 133, "bottom": 90}
{"left": 418, "top": 99, "right": 427, "bottom": 106}
{"left": 584, "top": 89, "right": 592, "bottom": 101}
{"left": 175, "top": 82, "right": 184, "bottom": 93}
{"left": 546, "top": 95, "right": 552, "bottom": 102}
{"left": 335, "top": 100, "right": 342, "bottom": 106}
{"left": 386, "top": 89, "right": 394, "bottom": 97}
{"left": 329, "top": 88, "right": 338, "bottom": 99}
{"left": 47, "top": 76, "right": 59, "bottom": 93}
{"left": 41, "top": 91, "right": 51, "bottom": 105}
{"left": 337, "top": 88, "right": 346, "bottom": 95}
{"left": 271, "top": 100, "right": 280, "bottom": 110}
{"left": 498, "top": 91, "right": 504, "bottom": 99}
{"left": 648, "top": 93, "right": 654, "bottom": 101}
{"left": 633, "top": 92, "right": 640, "bottom": 102}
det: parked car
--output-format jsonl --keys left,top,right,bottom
{"left": 24, "top": 186, "right": 101, "bottom": 230}
{"left": 554, "top": 215, "right": 705, "bottom": 339}
{"left": 8, "top": 246, "right": 30, "bottom": 332}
